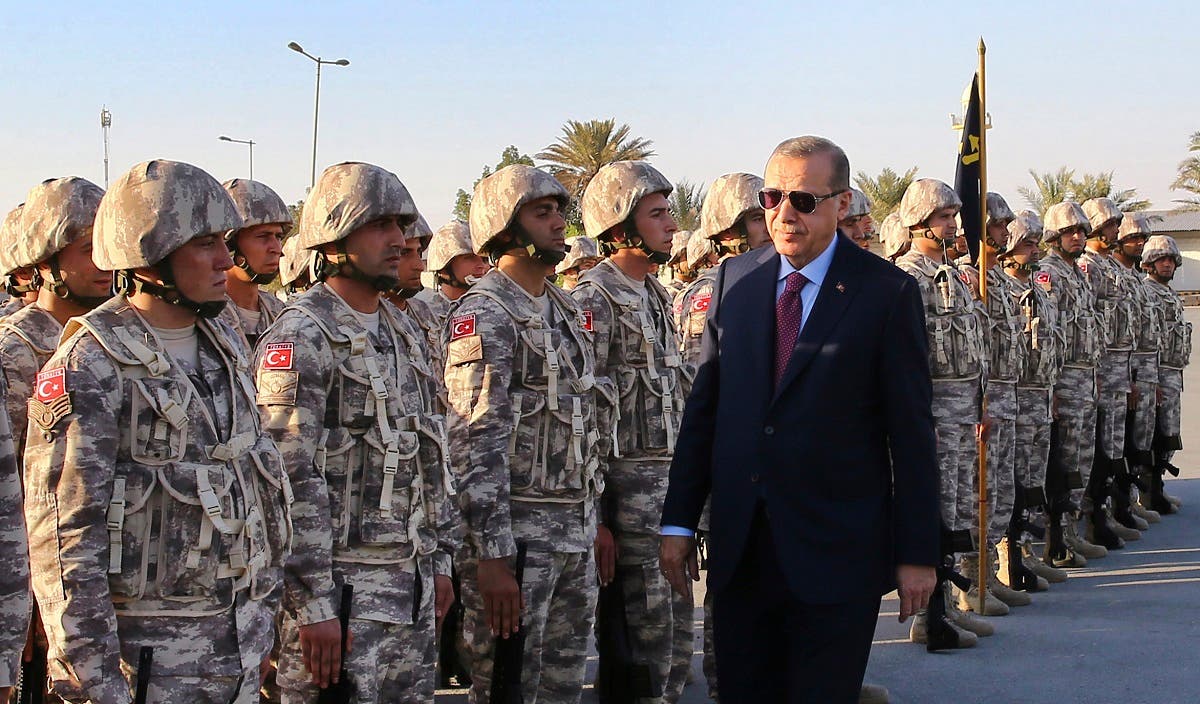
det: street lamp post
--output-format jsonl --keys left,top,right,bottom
{"left": 287, "top": 42, "right": 350, "bottom": 189}
{"left": 219, "top": 135, "right": 255, "bottom": 180}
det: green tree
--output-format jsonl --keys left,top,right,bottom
{"left": 1018, "top": 167, "right": 1075, "bottom": 214}
{"left": 452, "top": 145, "right": 536, "bottom": 221}
{"left": 669, "top": 180, "right": 705, "bottom": 232}
{"left": 1019, "top": 168, "right": 1150, "bottom": 214}
{"left": 1171, "top": 131, "right": 1200, "bottom": 212}
{"left": 536, "top": 118, "right": 655, "bottom": 225}
{"left": 854, "top": 166, "right": 919, "bottom": 223}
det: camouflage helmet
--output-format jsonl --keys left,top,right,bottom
{"left": 845, "top": 189, "right": 872, "bottom": 219}
{"left": 1043, "top": 201, "right": 1092, "bottom": 242}
{"left": 1006, "top": 211, "right": 1043, "bottom": 251}
{"left": 278, "top": 234, "right": 316, "bottom": 290}
{"left": 701, "top": 172, "right": 764, "bottom": 238}
{"left": 686, "top": 230, "right": 718, "bottom": 270}
{"left": 0, "top": 205, "right": 25, "bottom": 276}
{"left": 582, "top": 161, "right": 672, "bottom": 238}
{"left": 409, "top": 214, "right": 434, "bottom": 248}
{"left": 878, "top": 212, "right": 909, "bottom": 259}
{"left": 1082, "top": 197, "right": 1123, "bottom": 233}
{"left": 898, "top": 179, "right": 961, "bottom": 228}
{"left": 469, "top": 165, "right": 569, "bottom": 256}
{"left": 556, "top": 236, "right": 601, "bottom": 274}
{"left": 94, "top": 160, "right": 243, "bottom": 269}
{"left": 427, "top": 220, "right": 474, "bottom": 271}
{"left": 670, "top": 230, "right": 693, "bottom": 264}
{"left": 294, "top": 162, "right": 417, "bottom": 250}
{"left": 986, "top": 192, "right": 1016, "bottom": 229}
{"left": 221, "top": 179, "right": 293, "bottom": 238}
{"left": 16, "top": 177, "right": 105, "bottom": 269}
{"left": 1142, "top": 235, "right": 1182, "bottom": 268}
{"left": 1116, "top": 211, "right": 1152, "bottom": 242}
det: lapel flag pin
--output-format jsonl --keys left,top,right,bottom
{"left": 835, "top": 282, "right": 846, "bottom": 293}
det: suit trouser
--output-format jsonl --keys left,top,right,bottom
{"left": 712, "top": 508, "right": 879, "bottom": 704}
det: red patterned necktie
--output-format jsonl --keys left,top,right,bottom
{"left": 774, "top": 270, "right": 809, "bottom": 386}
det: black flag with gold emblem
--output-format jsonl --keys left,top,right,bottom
{"left": 954, "top": 74, "right": 983, "bottom": 263}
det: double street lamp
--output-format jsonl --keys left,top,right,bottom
{"left": 218, "top": 135, "right": 255, "bottom": 180}
{"left": 288, "top": 41, "right": 350, "bottom": 189}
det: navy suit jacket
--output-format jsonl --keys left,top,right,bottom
{"left": 661, "top": 235, "right": 940, "bottom": 602}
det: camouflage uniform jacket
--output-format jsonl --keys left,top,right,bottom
{"left": 675, "top": 268, "right": 717, "bottom": 377}
{"left": 1146, "top": 277, "right": 1192, "bottom": 370}
{"left": 1115, "top": 259, "right": 1161, "bottom": 356}
{"left": 0, "top": 378, "right": 28, "bottom": 688}
{"left": 23, "top": 296, "right": 291, "bottom": 703}
{"left": 402, "top": 293, "right": 450, "bottom": 413}
{"left": 1007, "top": 269, "right": 1062, "bottom": 388}
{"left": 0, "top": 303, "right": 62, "bottom": 461}
{"left": 218, "top": 289, "right": 285, "bottom": 351}
{"left": 984, "top": 266, "right": 1027, "bottom": 384}
{"left": 572, "top": 259, "right": 685, "bottom": 460}
{"left": 444, "top": 270, "right": 605, "bottom": 559}
{"left": 256, "top": 283, "right": 459, "bottom": 627}
{"left": 1078, "top": 249, "right": 1134, "bottom": 352}
{"left": 1039, "top": 250, "right": 1101, "bottom": 369}
{"left": 895, "top": 250, "right": 985, "bottom": 383}
{"left": 0, "top": 298, "right": 26, "bottom": 321}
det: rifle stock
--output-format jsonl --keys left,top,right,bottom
{"left": 133, "top": 646, "right": 152, "bottom": 704}
{"left": 316, "top": 584, "right": 355, "bottom": 704}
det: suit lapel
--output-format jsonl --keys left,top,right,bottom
{"left": 771, "top": 236, "right": 862, "bottom": 404}
{"left": 738, "top": 246, "right": 781, "bottom": 395}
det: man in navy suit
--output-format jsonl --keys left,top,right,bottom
{"left": 659, "top": 136, "right": 940, "bottom": 703}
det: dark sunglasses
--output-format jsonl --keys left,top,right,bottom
{"left": 757, "top": 188, "right": 846, "bottom": 213}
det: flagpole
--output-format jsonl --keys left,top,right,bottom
{"left": 976, "top": 37, "right": 990, "bottom": 615}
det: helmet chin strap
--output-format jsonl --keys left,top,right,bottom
{"left": 324, "top": 243, "right": 399, "bottom": 292}
{"left": 232, "top": 251, "right": 279, "bottom": 285}
{"left": 115, "top": 268, "right": 227, "bottom": 319}
{"left": 43, "top": 257, "right": 111, "bottom": 309}
{"left": 4, "top": 271, "right": 39, "bottom": 297}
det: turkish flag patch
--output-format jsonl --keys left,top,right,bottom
{"left": 262, "top": 342, "right": 294, "bottom": 370}
{"left": 1034, "top": 271, "right": 1051, "bottom": 290}
{"left": 691, "top": 294, "right": 712, "bottom": 313}
{"left": 581, "top": 311, "right": 594, "bottom": 332}
{"left": 450, "top": 313, "right": 477, "bottom": 341}
{"left": 1079, "top": 262, "right": 1089, "bottom": 275}
{"left": 958, "top": 271, "right": 971, "bottom": 286}
{"left": 35, "top": 367, "right": 67, "bottom": 402}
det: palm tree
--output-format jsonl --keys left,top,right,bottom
{"left": 1018, "top": 167, "right": 1075, "bottom": 214}
{"left": 854, "top": 166, "right": 919, "bottom": 223}
{"left": 670, "top": 180, "right": 705, "bottom": 232}
{"left": 1020, "top": 167, "right": 1150, "bottom": 214}
{"left": 1171, "top": 131, "right": 1200, "bottom": 212}
{"left": 536, "top": 119, "right": 655, "bottom": 217}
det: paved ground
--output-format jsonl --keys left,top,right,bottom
{"left": 439, "top": 308, "right": 1200, "bottom": 703}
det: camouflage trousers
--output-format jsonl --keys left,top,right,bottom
{"left": 277, "top": 559, "right": 437, "bottom": 703}
{"left": 986, "top": 381, "right": 1017, "bottom": 543}
{"left": 666, "top": 587, "right": 693, "bottom": 704}
{"left": 607, "top": 532, "right": 684, "bottom": 704}
{"left": 1159, "top": 368, "right": 1185, "bottom": 461}
{"left": 701, "top": 589, "right": 716, "bottom": 699}
{"left": 1128, "top": 352, "right": 1159, "bottom": 456}
{"left": 933, "top": 380, "right": 982, "bottom": 534}
{"left": 1015, "top": 386, "right": 1053, "bottom": 495}
{"left": 462, "top": 546, "right": 596, "bottom": 704}
{"left": 1096, "top": 351, "right": 1132, "bottom": 462}
{"left": 1054, "top": 366, "right": 1098, "bottom": 506}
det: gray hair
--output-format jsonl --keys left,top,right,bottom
{"left": 767, "top": 136, "right": 850, "bottom": 192}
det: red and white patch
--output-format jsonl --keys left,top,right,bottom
{"left": 581, "top": 310, "right": 594, "bottom": 332}
{"left": 35, "top": 368, "right": 67, "bottom": 402}
{"left": 1079, "top": 262, "right": 1089, "bottom": 275}
{"left": 691, "top": 294, "right": 712, "bottom": 313}
{"left": 1034, "top": 271, "right": 1051, "bottom": 286}
{"left": 450, "top": 313, "right": 477, "bottom": 341}
{"left": 262, "top": 343, "right": 294, "bottom": 370}
{"left": 958, "top": 271, "right": 971, "bottom": 286}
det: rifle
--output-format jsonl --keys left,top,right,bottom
{"left": 316, "top": 584, "right": 355, "bottom": 704}
{"left": 15, "top": 641, "right": 46, "bottom": 704}
{"left": 488, "top": 541, "right": 528, "bottom": 704}
{"left": 133, "top": 647, "right": 152, "bottom": 704}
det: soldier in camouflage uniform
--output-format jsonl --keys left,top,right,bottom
{"left": 878, "top": 212, "right": 909, "bottom": 263}
{"left": 279, "top": 234, "right": 317, "bottom": 299}
{"left": 0, "top": 177, "right": 111, "bottom": 464}
{"left": 23, "top": 159, "right": 293, "bottom": 704}
{"left": 0, "top": 374, "right": 27, "bottom": 701}
{"left": 1142, "top": 235, "right": 1189, "bottom": 514}
{"left": 1000, "top": 213, "right": 1068, "bottom": 585}
{"left": 443, "top": 164, "right": 606, "bottom": 704}
{"left": 1111, "top": 212, "right": 1162, "bottom": 526}
{"left": 894, "top": 179, "right": 1002, "bottom": 647}
{"left": 555, "top": 236, "right": 602, "bottom": 291}
{"left": 415, "top": 219, "right": 488, "bottom": 328}
{"left": 839, "top": 188, "right": 873, "bottom": 250}
{"left": 664, "top": 230, "right": 695, "bottom": 300}
{"left": 1039, "top": 201, "right": 1107, "bottom": 565}
{"left": 0, "top": 205, "right": 36, "bottom": 319}
{"left": 573, "top": 161, "right": 687, "bottom": 702}
{"left": 256, "top": 162, "right": 459, "bottom": 703}
{"left": 1078, "top": 198, "right": 1141, "bottom": 546}
{"left": 218, "top": 179, "right": 290, "bottom": 350}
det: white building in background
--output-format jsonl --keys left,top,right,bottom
{"left": 1146, "top": 210, "right": 1200, "bottom": 293}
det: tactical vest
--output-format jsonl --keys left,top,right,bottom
{"left": 1119, "top": 265, "right": 1161, "bottom": 354}
{"left": 1011, "top": 274, "right": 1059, "bottom": 387}
{"left": 461, "top": 279, "right": 604, "bottom": 504}
{"left": 985, "top": 268, "right": 1026, "bottom": 382}
{"left": 899, "top": 254, "right": 984, "bottom": 381}
{"left": 1040, "top": 254, "right": 1101, "bottom": 368}
{"left": 291, "top": 297, "right": 448, "bottom": 562}
{"left": 62, "top": 304, "right": 292, "bottom": 616}
{"left": 1150, "top": 280, "right": 1192, "bottom": 369}
{"left": 576, "top": 267, "right": 684, "bottom": 457}
{"left": 1081, "top": 253, "right": 1133, "bottom": 351}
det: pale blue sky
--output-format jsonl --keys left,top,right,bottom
{"left": 2, "top": 1, "right": 1196, "bottom": 228}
